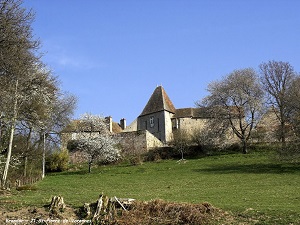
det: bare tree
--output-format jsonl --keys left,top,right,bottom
{"left": 0, "top": 0, "right": 42, "bottom": 187}
{"left": 286, "top": 76, "right": 300, "bottom": 143}
{"left": 259, "top": 61, "right": 297, "bottom": 149}
{"left": 0, "top": 0, "right": 76, "bottom": 186}
{"left": 170, "top": 129, "right": 191, "bottom": 161}
{"left": 191, "top": 123, "right": 227, "bottom": 151}
{"left": 273, "top": 75, "right": 300, "bottom": 161}
{"left": 49, "top": 93, "right": 77, "bottom": 135}
{"left": 199, "top": 68, "right": 264, "bottom": 154}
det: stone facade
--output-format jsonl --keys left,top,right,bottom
{"left": 254, "top": 109, "right": 285, "bottom": 143}
{"left": 61, "top": 85, "right": 240, "bottom": 162}
{"left": 132, "top": 86, "right": 240, "bottom": 146}
{"left": 136, "top": 86, "right": 176, "bottom": 143}
{"left": 137, "top": 111, "right": 174, "bottom": 143}
{"left": 114, "top": 130, "right": 164, "bottom": 156}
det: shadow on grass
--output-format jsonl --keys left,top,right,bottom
{"left": 193, "top": 163, "right": 300, "bottom": 174}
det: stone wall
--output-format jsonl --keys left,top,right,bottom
{"left": 123, "top": 119, "right": 138, "bottom": 132}
{"left": 176, "top": 117, "right": 207, "bottom": 134}
{"left": 62, "top": 129, "right": 164, "bottom": 164}
{"left": 69, "top": 150, "right": 88, "bottom": 164}
{"left": 137, "top": 111, "right": 176, "bottom": 143}
{"left": 145, "top": 130, "right": 164, "bottom": 149}
{"left": 138, "top": 111, "right": 166, "bottom": 142}
{"left": 175, "top": 117, "right": 239, "bottom": 146}
{"left": 114, "top": 130, "right": 163, "bottom": 156}
{"left": 164, "top": 111, "right": 174, "bottom": 142}
{"left": 60, "top": 133, "right": 71, "bottom": 150}
{"left": 254, "top": 110, "right": 281, "bottom": 143}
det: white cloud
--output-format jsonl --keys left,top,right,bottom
{"left": 42, "top": 38, "right": 106, "bottom": 71}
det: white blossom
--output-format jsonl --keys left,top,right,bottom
{"left": 0, "top": 154, "right": 22, "bottom": 171}
{"left": 75, "top": 113, "right": 120, "bottom": 172}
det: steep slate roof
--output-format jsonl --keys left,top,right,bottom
{"left": 61, "top": 119, "right": 122, "bottom": 133}
{"left": 174, "top": 106, "right": 243, "bottom": 119}
{"left": 174, "top": 108, "right": 211, "bottom": 118}
{"left": 139, "top": 86, "right": 176, "bottom": 116}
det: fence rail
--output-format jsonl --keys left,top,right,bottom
{"left": 1, "top": 175, "right": 42, "bottom": 190}
{"left": 14, "top": 176, "right": 41, "bottom": 187}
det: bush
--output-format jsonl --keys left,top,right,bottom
{"left": 277, "top": 141, "right": 300, "bottom": 163}
{"left": 184, "top": 145, "right": 205, "bottom": 158}
{"left": 67, "top": 140, "right": 80, "bottom": 152}
{"left": 16, "top": 185, "right": 38, "bottom": 191}
{"left": 145, "top": 146, "right": 206, "bottom": 162}
{"left": 46, "top": 150, "right": 69, "bottom": 172}
{"left": 145, "top": 147, "right": 178, "bottom": 162}
{"left": 128, "top": 155, "right": 143, "bottom": 166}
{"left": 222, "top": 143, "right": 242, "bottom": 153}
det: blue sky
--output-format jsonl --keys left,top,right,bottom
{"left": 23, "top": 0, "right": 300, "bottom": 124}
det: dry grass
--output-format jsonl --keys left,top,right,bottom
{"left": 0, "top": 197, "right": 266, "bottom": 224}
{"left": 116, "top": 199, "right": 240, "bottom": 225}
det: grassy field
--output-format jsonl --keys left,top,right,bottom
{"left": 2, "top": 149, "right": 300, "bottom": 224}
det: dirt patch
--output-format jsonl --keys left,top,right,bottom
{"left": 0, "top": 199, "right": 251, "bottom": 225}
{"left": 1, "top": 205, "right": 82, "bottom": 225}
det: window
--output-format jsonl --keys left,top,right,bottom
{"left": 172, "top": 118, "right": 179, "bottom": 130}
{"left": 150, "top": 116, "right": 154, "bottom": 128}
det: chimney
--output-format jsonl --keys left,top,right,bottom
{"left": 120, "top": 118, "right": 126, "bottom": 130}
{"left": 105, "top": 116, "right": 113, "bottom": 133}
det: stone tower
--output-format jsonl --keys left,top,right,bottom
{"left": 137, "top": 86, "right": 176, "bottom": 142}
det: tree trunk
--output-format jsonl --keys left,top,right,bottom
{"left": 23, "top": 156, "right": 28, "bottom": 177}
{"left": 42, "top": 132, "right": 46, "bottom": 179}
{"left": 93, "top": 194, "right": 104, "bottom": 220}
{"left": 24, "top": 128, "right": 32, "bottom": 177}
{"left": 0, "top": 118, "right": 2, "bottom": 147}
{"left": 49, "top": 196, "right": 66, "bottom": 215}
{"left": 82, "top": 194, "right": 135, "bottom": 223}
{"left": 2, "top": 80, "right": 18, "bottom": 188}
{"left": 280, "top": 121, "right": 286, "bottom": 151}
{"left": 181, "top": 149, "right": 184, "bottom": 160}
{"left": 242, "top": 139, "right": 248, "bottom": 154}
{"left": 88, "top": 161, "right": 92, "bottom": 173}
{"left": 2, "top": 115, "right": 16, "bottom": 187}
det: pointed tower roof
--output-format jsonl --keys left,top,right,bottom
{"left": 139, "top": 86, "right": 176, "bottom": 117}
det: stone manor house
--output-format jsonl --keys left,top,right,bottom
{"left": 61, "top": 86, "right": 237, "bottom": 159}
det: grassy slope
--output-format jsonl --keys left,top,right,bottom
{"left": 4, "top": 150, "right": 300, "bottom": 223}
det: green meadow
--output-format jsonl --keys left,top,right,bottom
{"left": 3, "top": 150, "right": 300, "bottom": 224}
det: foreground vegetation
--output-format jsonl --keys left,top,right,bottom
{"left": 1, "top": 149, "right": 299, "bottom": 224}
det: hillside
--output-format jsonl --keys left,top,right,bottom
{"left": 1, "top": 149, "right": 300, "bottom": 224}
